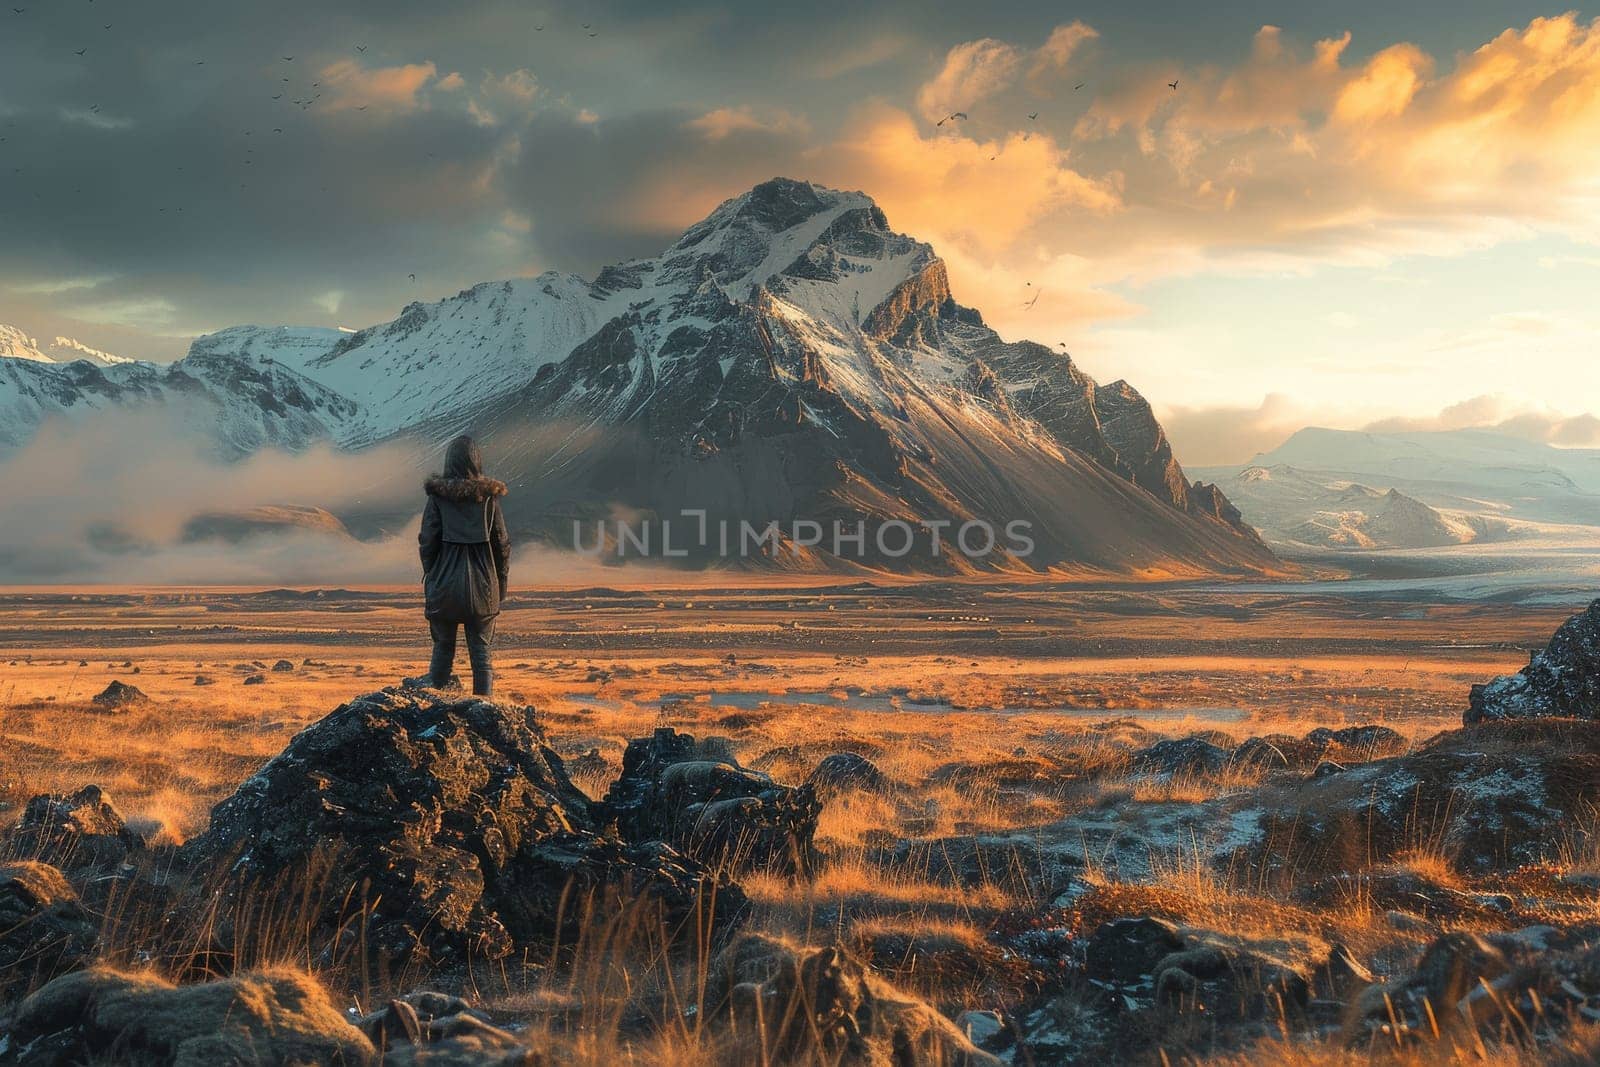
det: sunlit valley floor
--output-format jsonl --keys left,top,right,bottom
{"left": 0, "top": 583, "right": 1596, "bottom": 1065}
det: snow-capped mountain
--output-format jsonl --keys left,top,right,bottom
{"left": 0, "top": 346, "right": 357, "bottom": 457}
{"left": 1196, "top": 428, "right": 1600, "bottom": 553}
{"left": 0, "top": 323, "right": 138, "bottom": 367}
{"left": 1, "top": 178, "right": 1277, "bottom": 575}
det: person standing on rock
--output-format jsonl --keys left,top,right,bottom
{"left": 416, "top": 435, "right": 510, "bottom": 696}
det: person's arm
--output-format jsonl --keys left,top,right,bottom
{"left": 419, "top": 497, "right": 442, "bottom": 577}
{"left": 490, "top": 498, "right": 511, "bottom": 595}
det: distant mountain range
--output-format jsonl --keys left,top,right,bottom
{"left": 1196, "top": 428, "right": 1600, "bottom": 553}
{"left": 0, "top": 178, "right": 1278, "bottom": 576}
{"left": 0, "top": 323, "right": 138, "bottom": 368}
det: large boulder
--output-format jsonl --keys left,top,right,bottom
{"left": 0, "top": 966, "right": 375, "bottom": 1066}
{"left": 601, "top": 728, "right": 821, "bottom": 874}
{"left": 683, "top": 933, "right": 1002, "bottom": 1067}
{"left": 184, "top": 687, "right": 741, "bottom": 966}
{"left": 0, "top": 863, "right": 97, "bottom": 1005}
{"left": 1128, "top": 737, "right": 1231, "bottom": 778}
{"left": 1468, "top": 598, "right": 1600, "bottom": 723}
{"left": 9, "top": 785, "right": 142, "bottom": 873}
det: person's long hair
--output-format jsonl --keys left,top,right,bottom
{"left": 441, "top": 435, "right": 484, "bottom": 480}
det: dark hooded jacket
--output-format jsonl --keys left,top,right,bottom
{"left": 419, "top": 437, "right": 511, "bottom": 622}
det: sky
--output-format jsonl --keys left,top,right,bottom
{"left": 2, "top": 1, "right": 1598, "bottom": 464}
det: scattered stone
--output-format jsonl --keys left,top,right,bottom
{"left": 1468, "top": 598, "right": 1600, "bottom": 722}
{"left": 806, "top": 751, "right": 890, "bottom": 795}
{"left": 1085, "top": 916, "right": 1186, "bottom": 985}
{"left": 955, "top": 1009, "right": 1004, "bottom": 1048}
{"left": 9, "top": 785, "right": 142, "bottom": 872}
{"left": 1229, "top": 736, "right": 1291, "bottom": 770}
{"left": 0, "top": 863, "right": 97, "bottom": 1004}
{"left": 1128, "top": 736, "right": 1230, "bottom": 778}
{"left": 1314, "top": 943, "right": 1374, "bottom": 1001}
{"left": 1, "top": 966, "right": 376, "bottom": 1065}
{"left": 1305, "top": 724, "right": 1407, "bottom": 759}
{"left": 242, "top": 673, "right": 267, "bottom": 685}
{"left": 271, "top": 659, "right": 295, "bottom": 672}
{"left": 357, "top": 991, "right": 533, "bottom": 1064}
{"left": 688, "top": 933, "right": 1001, "bottom": 1067}
{"left": 89, "top": 680, "right": 148, "bottom": 711}
{"left": 193, "top": 674, "right": 214, "bottom": 686}
{"left": 601, "top": 727, "right": 821, "bottom": 874}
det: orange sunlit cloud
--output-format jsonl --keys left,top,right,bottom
{"left": 317, "top": 58, "right": 446, "bottom": 112}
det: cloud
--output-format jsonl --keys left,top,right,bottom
{"left": 318, "top": 58, "right": 442, "bottom": 112}
{"left": 1063, "top": 14, "right": 1600, "bottom": 272}
{"left": 1156, "top": 394, "right": 1317, "bottom": 467}
{"left": 819, "top": 105, "right": 1120, "bottom": 253}
{"left": 916, "top": 38, "right": 1022, "bottom": 122}
{"left": 1029, "top": 22, "right": 1099, "bottom": 85}
{"left": 0, "top": 410, "right": 422, "bottom": 583}
{"left": 9, "top": 274, "right": 117, "bottom": 295}
{"left": 1364, "top": 394, "right": 1600, "bottom": 447}
{"left": 685, "top": 106, "right": 807, "bottom": 142}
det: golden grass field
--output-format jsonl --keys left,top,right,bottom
{"left": 0, "top": 582, "right": 1594, "bottom": 1064}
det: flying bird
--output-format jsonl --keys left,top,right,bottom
{"left": 935, "top": 111, "right": 967, "bottom": 127}
{"left": 357, "top": 105, "right": 368, "bottom": 111}
{"left": 1168, "top": 79, "right": 1179, "bottom": 90}
{"left": 1024, "top": 289, "right": 1041, "bottom": 309}
{"left": 11, "top": 8, "right": 24, "bottom": 14}
{"left": 272, "top": 127, "right": 283, "bottom": 133}
{"left": 534, "top": 25, "right": 544, "bottom": 31}
{"left": 587, "top": 30, "right": 597, "bottom": 36}
{"left": 355, "top": 44, "right": 366, "bottom": 52}
{"left": 408, "top": 273, "right": 416, "bottom": 282}
{"left": 1027, "top": 112, "right": 1038, "bottom": 120}
{"left": 74, "top": 47, "right": 87, "bottom": 55}
{"left": 1074, "top": 83, "right": 1085, "bottom": 90}
{"left": 272, "top": 93, "right": 282, "bottom": 99}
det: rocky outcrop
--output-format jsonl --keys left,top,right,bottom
{"left": 0, "top": 966, "right": 376, "bottom": 1066}
{"left": 1128, "top": 736, "right": 1231, "bottom": 778}
{"left": 681, "top": 933, "right": 1001, "bottom": 1067}
{"left": 806, "top": 752, "right": 891, "bottom": 796}
{"left": 0, "top": 863, "right": 97, "bottom": 1004}
{"left": 601, "top": 728, "right": 821, "bottom": 874}
{"left": 8, "top": 785, "right": 142, "bottom": 873}
{"left": 184, "top": 688, "right": 742, "bottom": 966}
{"left": 1084, "top": 916, "right": 1310, "bottom": 1021}
{"left": 1237, "top": 719, "right": 1600, "bottom": 881}
{"left": 1467, "top": 598, "right": 1600, "bottom": 723}
{"left": 90, "top": 680, "right": 148, "bottom": 710}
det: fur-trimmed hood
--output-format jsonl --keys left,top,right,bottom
{"left": 424, "top": 475, "right": 508, "bottom": 502}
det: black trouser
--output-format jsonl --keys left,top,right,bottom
{"left": 428, "top": 617, "right": 496, "bottom": 696}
